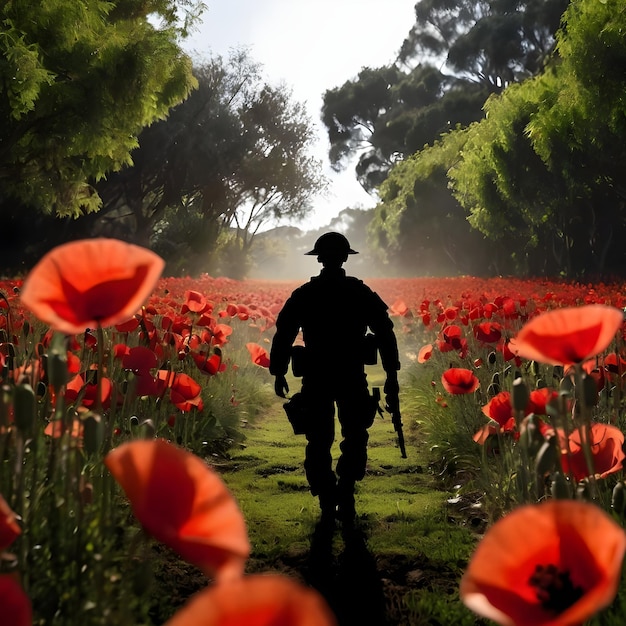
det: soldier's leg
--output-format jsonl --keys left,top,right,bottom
{"left": 301, "top": 388, "right": 336, "bottom": 516}
{"left": 336, "top": 379, "right": 373, "bottom": 522}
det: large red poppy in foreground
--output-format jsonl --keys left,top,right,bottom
{"left": 165, "top": 574, "right": 337, "bottom": 626}
{"left": 105, "top": 439, "right": 250, "bottom": 581}
{"left": 461, "top": 500, "right": 626, "bottom": 625}
{"left": 21, "top": 238, "right": 164, "bottom": 335}
{"left": 510, "top": 305, "right": 624, "bottom": 366}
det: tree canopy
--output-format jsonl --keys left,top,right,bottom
{"left": 372, "top": 0, "right": 626, "bottom": 279}
{"left": 322, "top": 0, "right": 567, "bottom": 192}
{"left": 0, "top": 0, "right": 202, "bottom": 217}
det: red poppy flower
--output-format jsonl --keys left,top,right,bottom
{"left": 246, "top": 343, "right": 270, "bottom": 368}
{"left": 474, "top": 321, "right": 503, "bottom": 343}
{"left": 0, "top": 494, "right": 20, "bottom": 550}
{"left": 211, "top": 324, "right": 233, "bottom": 347}
{"left": 559, "top": 423, "right": 626, "bottom": 482}
{"left": 389, "top": 298, "right": 411, "bottom": 317}
{"left": 20, "top": 238, "right": 164, "bottom": 335}
{"left": 157, "top": 371, "right": 204, "bottom": 411}
{"left": 104, "top": 439, "right": 250, "bottom": 581}
{"left": 122, "top": 346, "right": 158, "bottom": 372}
{"left": 417, "top": 344, "right": 433, "bottom": 363}
{"left": 510, "top": 305, "right": 624, "bottom": 366}
{"left": 164, "top": 574, "right": 337, "bottom": 626}
{"left": 460, "top": 500, "right": 626, "bottom": 626}
{"left": 181, "top": 290, "right": 210, "bottom": 314}
{"left": 482, "top": 392, "right": 515, "bottom": 427}
{"left": 528, "top": 388, "right": 559, "bottom": 415}
{"left": 191, "top": 351, "right": 223, "bottom": 376}
{"left": 0, "top": 575, "right": 32, "bottom": 626}
{"left": 441, "top": 368, "right": 480, "bottom": 394}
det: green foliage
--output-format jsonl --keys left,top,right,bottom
{"left": 375, "top": 0, "right": 626, "bottom": 279}
{"left": 322, "top": 0, "right": 566, "bottom": 192}
{"left": 369, "top": 128, "right": 494, "bottom": 275}
{"left": 0, "top": 0, "right": 201, "bottom": 217}
{"left": 94, "top": 51, "right": 326, "bottom": 276}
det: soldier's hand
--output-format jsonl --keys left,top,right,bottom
{"left": 274, "top": 374, "right": 289, "bottom": 398}
{"left": 384, "top": 372, "right": 400, "bottom": 411}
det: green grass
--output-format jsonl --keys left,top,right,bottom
{"left": 213, "top": 365, "right": 485, "bottom": 625}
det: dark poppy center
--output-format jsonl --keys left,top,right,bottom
{"left": 528, "top": 563, "right": 584, "bottom": 613}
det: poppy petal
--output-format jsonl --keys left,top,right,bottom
{"left": 461, "top": 500, "right": 626, "bottom": 626}
{"left": 510, "top": 305, "right": 624, "bottom": 366}
{"left": 104, "top": 439, "right": 250, "bottom": 580}
{"left": 20, "top": 239, "right": 164, "bottom": 334}
{"left": 164, "top": 574, "right": 337, "bottom": 626}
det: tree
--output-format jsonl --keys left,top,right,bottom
{"left": 449, "top": 0, "right": 626, "bottom": 278}
{"left": 92, "top": 51, "right": 325, "bottom": 277}
{"left": 322, "top": 0, "right": 568, "bottom": 193}
{"left": 370, "top": 129, "right": 496, "bottom": 276}
{"left": 0, "top": 0, "right": 202, "bottom": 218}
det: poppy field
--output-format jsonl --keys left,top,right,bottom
{"left": 2, "top": 238, "right": 626, "bottom": 625}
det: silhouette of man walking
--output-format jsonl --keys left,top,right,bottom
{"left": 270, "top": 232, "right": 400, "bottom": 525}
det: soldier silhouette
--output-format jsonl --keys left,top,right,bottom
{"left": 270, "top": 232, "right": 400, "bottom": 525}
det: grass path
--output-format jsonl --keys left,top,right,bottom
{"left": 214, "top": 369, "right": 486, "bottom": 626}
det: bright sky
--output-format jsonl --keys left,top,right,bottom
{"left": 181, "top": 0, "right": 417, "bottom": 231}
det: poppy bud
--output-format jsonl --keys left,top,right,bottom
{"left": 487, "top": 382, "right": 500, "bottom": 397}
{"left": 535, "top": 438, "right": 559, "bottom": 478}
{"left": 47, "top": 351, "right": 68, "bottom": 391}
{"left": 612, "top": 482, "right": 625, "bottom": 516}
{"left": 519, "top": 414, "right": 545, "bottom": 457}
{"left": 512, "top": 377, "right": 530, "bottom": 413}
{"left": 559, "top": 376, "right": 574, "bottom": 394}
{"left": 83, "top": 413, "right": 104, "bottom": 456}
{"left": 576, "top": 478, "right": 591, "bottom": 501}
{"left": 536, "top": 378, "right": 547, "bottom": 389}
{"left": 0, "top": 384, "right": 12, "bottom": 427}
{"left": 491, "top": 372, "right": 500, "bottom": 387}
{"left": 129, "top": 415, "right": 140, "bottom": 428}
{"left": 581, "top": 373, "right": 598, "bottom": 408}
{"left": 487, "top": 351, "right": 497, "bottom": 365}
{"left": 139, "top": 419, "right": 155, "bottom": 439}
{"left": 550, "top": 472, "right": 572, "bottom": 499}
{"left": 14, "top": 383, "right": 36, "bottom": 433}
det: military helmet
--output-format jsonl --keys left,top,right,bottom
{"left": 304, "top": 232, "right": 358, "bottom": 256}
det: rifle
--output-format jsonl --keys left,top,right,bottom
{"left": 387, "top": 402, "right": 407, "bottom": 459}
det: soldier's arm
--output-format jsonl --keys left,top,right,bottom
{"left": 269, "top": 294, "right": 302, "bottom": 377}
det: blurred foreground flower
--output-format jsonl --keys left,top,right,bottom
{"left": 20, "top": 238, "right": 164, "bottom": 334}
{"left": 0, "top": 575, "right": 32, "bottom": 626}
{"left": 165, "top": 574, "right": 337, "bottom": 626}
{"left": 460, "top": 500, "right": 626, "bottom": 626}
{"left": 0, "top": 493, "right": 20, "bottom": 550}
{"left": 104, "top": 439, "right": 250, "bottom": 581}
{"left": 510, "top": 305, "right": 624, "bottom": 366}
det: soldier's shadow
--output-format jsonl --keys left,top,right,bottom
{"left": 305, "top": 521, "right": 388, "bottom": 626}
